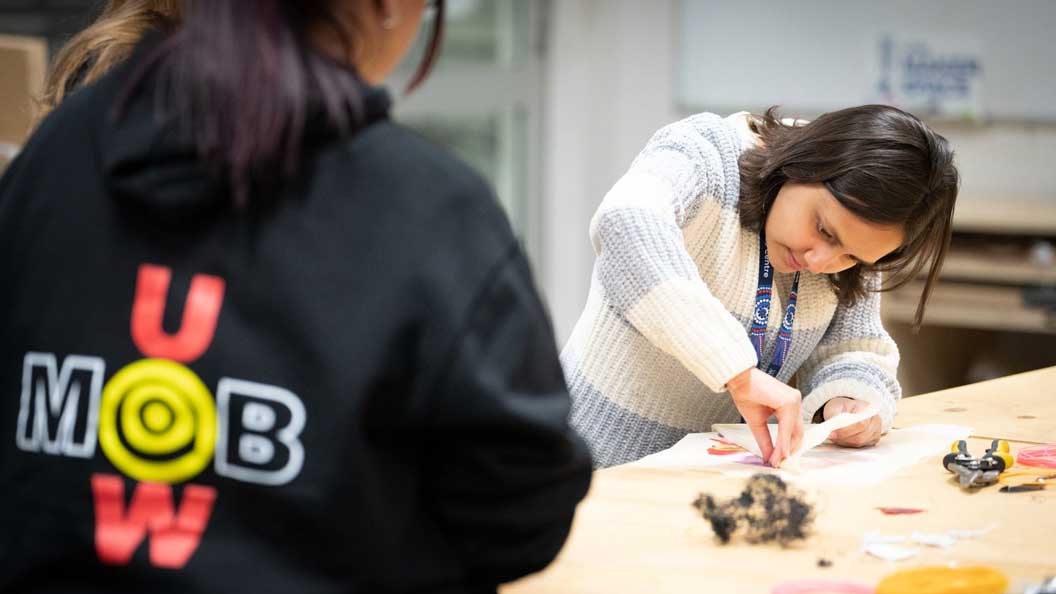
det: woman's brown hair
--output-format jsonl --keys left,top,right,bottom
{"left": 739, "top": 105, "right": 959, "bottom": 329}
{"left": 36, "top": 0, "right": 182, "bottom": 124}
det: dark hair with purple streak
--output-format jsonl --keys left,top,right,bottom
{"left": 120, "top": 0, "right": 445, "bottom": 206}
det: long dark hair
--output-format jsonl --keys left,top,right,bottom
{"left": 119, "top": 0, "right": 445, "bottom": 206}
{"left": 739, "top": 105, "right": 959, "bottom": 328}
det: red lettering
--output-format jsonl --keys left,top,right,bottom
{"left": 91, "top": 473, "right": 217, "bottom": 569}
{"left": 130, "top": 264, "right": 225, "bottom": 363}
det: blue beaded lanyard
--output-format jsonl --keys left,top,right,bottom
{"left": 750, "top": 232, "right": 800, "bottom": 377}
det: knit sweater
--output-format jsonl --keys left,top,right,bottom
{"left": 562, "top": 112, "right": 902, "bottom": 468}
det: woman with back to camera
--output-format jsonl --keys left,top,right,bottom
{"left": 563, "top": 105, "right": 958, "bottom": 468}
{"left": 0, "top": 1, "right": 591, "bottom": 592}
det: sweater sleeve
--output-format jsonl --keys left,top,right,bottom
{"left": 588, "top": 113, "right": 757, "bottom": 392}
{"left": 422, "top": 241, "right": 592, "bottom": 588}
{"left": 797, "top": 273, "right": 902, "bottom": 432}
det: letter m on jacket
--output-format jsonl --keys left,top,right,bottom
{"left": 92, "top": 474, "right": 217, "bottom": 569}
{"left": 16, "top": 353, "right": 105, "bottom": 458}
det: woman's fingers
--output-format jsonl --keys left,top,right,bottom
{"left": 830, "top": 419, "right": 868, "bottom": 441}
{"left": 832, "top": 416, "right": 882, "bottom": 447}
{"left": 791, "top": 413, "right": 805, "bottom": 454}
{"left": 748, "top": 421, "right": 775, "bottom": 463}
{"left": 726, "top": 368, "right": 805, "bottom": 466}
{"left": 833, "top": 422, "right": 869, "bottom": 443}
{"left": 770, "top": 405, "right": 801, "bottom": 467}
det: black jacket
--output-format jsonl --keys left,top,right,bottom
{"left": 0, "top": 44, "right": 591, "bottom": 594}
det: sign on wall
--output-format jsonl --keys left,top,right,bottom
{"left": 677, "top": 0, "right": 1056, "bottom": 122}
{"left": 874, "top": 35, "right": 983, "bottom": 120}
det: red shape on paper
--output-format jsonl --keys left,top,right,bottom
{"left": 708, "top": 437, "right": 747, "bottom": 456}
{"left": 876, "top": 507, "right": 925, "bottom": 515}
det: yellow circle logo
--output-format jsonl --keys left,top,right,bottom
{"left": 99, "top": 359, "right": 216, "bottom": 483}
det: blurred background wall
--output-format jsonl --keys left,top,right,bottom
{"left": 2, "top": 0, "right": 1054, "bottom": 395}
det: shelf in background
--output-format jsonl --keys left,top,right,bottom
{"left": 883, "top": 282, "right": 1056, "bottom": 334}
{"left": 953, "top": 194, "right": 1056, "bottom": 234}
{"left": 940, "top": 246, "right": 1056, "bottom": 284}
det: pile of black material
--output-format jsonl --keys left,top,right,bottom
{"left": 692, "top": 474, "right": 814, "bottom": 546}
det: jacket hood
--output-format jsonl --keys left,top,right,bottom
{"left": 100, "top": 35, "right": 392, "bottom": 224}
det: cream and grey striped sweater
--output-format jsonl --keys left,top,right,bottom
{"left": 562, "top": 112, "right": 901, "bottom": 468}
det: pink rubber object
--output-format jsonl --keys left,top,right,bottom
{"left": 1017, "top": 444, "right": 1056, "bottom": 469}
{"left": 771, "top": 579, "right": 876, "bottom": 594}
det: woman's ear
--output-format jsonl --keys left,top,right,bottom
{"left": 376, "top": 0, "right": 403, "bottom": 29}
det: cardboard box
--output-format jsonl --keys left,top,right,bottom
{"left": 0, "top": 34, "right": 48, "bottom": 153}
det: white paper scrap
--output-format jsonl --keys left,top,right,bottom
{"left": 863, "top": 543, "right": 920, "bottom": 561}
{"left": 713, "top": 405, "right": 880, "bottom": 470}
{"left": 908, "top": 523, "right": 999, "bottom": 549}
{"left": 861, "top": 523, "right": 999, "bottom": 560}
{"left": 946, "top": 523, "right": 999, "bottom": 539}
{"left": 910, "top": 532, "right": 956, "bottom": 549}
{"left": 862, "top": 531, "right": 906, "bottom": 545}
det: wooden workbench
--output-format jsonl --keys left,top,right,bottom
{"left": 503, "top": 367, "right": 1056, "bottom": 594}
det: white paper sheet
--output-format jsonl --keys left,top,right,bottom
{"left": 631, "top": 424, "right": 973, "bottom": 487}
{"left": 713, "top": 406, "right": 881, "bottom": 470}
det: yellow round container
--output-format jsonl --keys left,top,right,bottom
{"left": 876, "top": 566, "right": 1007, "bottom": 594}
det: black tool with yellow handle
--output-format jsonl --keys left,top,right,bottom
{"left": 943, "top": 439, "right": 1013, "bottom": 488}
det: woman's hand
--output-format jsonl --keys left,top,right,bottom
{"left": 823, "top": 397, "right": 882, "bottom": 448}
{"left": 726, "top": 367, "right": 803, "bottom": 467}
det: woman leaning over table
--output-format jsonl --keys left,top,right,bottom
{"left": 562, "top": 105, "right": 959, "bottom": 468}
